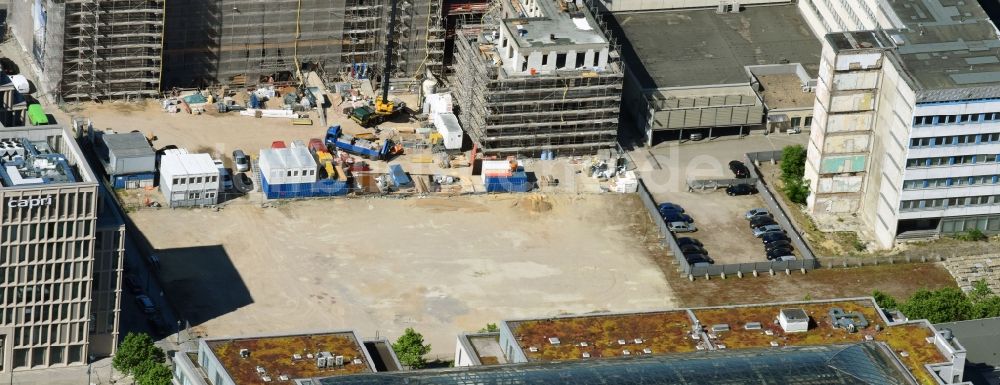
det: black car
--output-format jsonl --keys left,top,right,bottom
{"left": 749, "top": 216, "right": 777, "bottom": 229}
{"left": 684, "top": 254, "right": 714, "bottom": 264}
{"left": 764, "top": 240, "right": 792, "bottom": 252}
{"left": 726, "top": 184, "right": 757, "bottom": 196}
{"left": 680, "top": 244, "right": 707, "bottom": 255}
{"left": 762, "top": 232, "right": 791, "bottom": 245}
{"left": 766, "top": 248, "right": 794, "bottom": 259}
{"left": 729, "top": 160, "right": 750, "bottom": 178}
{"left": 663, "top": 212, "right": 694, "bottom": 223}
{"left": 123, "top": 274, "right": 143, "bottom": 294}
{"left": 676, "top": 237, "right": 703, "bottom": 247}
{"left": 147, "top": 314, "right": 171, "bottom": 336}
{"left": 0, "top": 58, "right": 19, "bottom": 76}
{"left": 657, "top": 203, "right": 685, "bottom": 213}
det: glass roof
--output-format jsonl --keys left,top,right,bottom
{"left": 308, "top": 342, "right": 916, "bottom": 385}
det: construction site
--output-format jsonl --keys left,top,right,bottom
{"left": 450, "top": 0, "right": 623, "bottom": 156}
{"left": 8, "top": 0, "right": 166, "bottom": 102}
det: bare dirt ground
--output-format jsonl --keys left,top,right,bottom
{"left": 129, "top": 194, "right": 675, "bottom": 359}
{"left": 670, "top": 263, "right": 957, "bottom": 307}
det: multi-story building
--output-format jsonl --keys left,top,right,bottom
{"left": 90, "top": 185, "right": 125, "bottom": 358}
{"left": 802, "top": 0, "right": 1000, "bottom": 248}
{"left": 0, "top": 125, "right": 101, "bottom": 371}
{"left": 453, "top": 297, "right": 971, "bottom": 384}
{"left": 450, "top": 0, "right": 624, "bottom": 156}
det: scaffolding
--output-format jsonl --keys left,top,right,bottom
{"left": 61, "top": 0, "right": 165, "bottom": 102}
{"left": 449, "top": 0, "right": 623, "bottom": 156}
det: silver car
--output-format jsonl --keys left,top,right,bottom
{"left": 745, "top": 208, "right": 771, "bottom": 220}
{"left": 668, "top": 221, "right": 697, "bottom": 233}
{"left": 753, "top": 224, "right": 784, "bottom": 238}
{"left": 232, "top": 149, "right": 250, "bottom": 172}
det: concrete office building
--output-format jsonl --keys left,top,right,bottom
{"left": 90, "top": 186, "right": 125, "bottom": 358}
{"left": 610, "top": 3, "right": 821, "bottom": 144}
{"left": 802, "top": 0, "right": 1000, "bottom": 248}
{"left": 0, "top": 125, "right": 101, "bottom": 371}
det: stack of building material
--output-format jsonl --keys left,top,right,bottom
{"left": 613, "top": 171, "right": 638, "bottom": 193}
{"left": 482, "top": 160, "right": 530, "bottom": 193}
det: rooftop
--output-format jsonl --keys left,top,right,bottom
{"left": 827, "top": 0, "right": 1000, "bottom": 96}
{"left": 460, "top": 333, "right": 508, "bottom": 365}
{"left": 756, "top": 73, "right": 815, "bottom": 109}
{"left": 502, "top": 0, "right": 607, "bottom": 49}
{"left": 505, "top": 299, "right": 953, "bottom": 385}
{"left": 0, "top": 125, "right": 93, "bottom": 189}
{"left": 99, "top": 132, "right": 154, "bottom": 159}
{"left": 319, "top": 342, "right": 917, "bottom": 385}
{"left": 614, "top": 4, "right": 821, "bottom": 89}
{"left": 206, "top": 331, "right": 373, "bottom": 384}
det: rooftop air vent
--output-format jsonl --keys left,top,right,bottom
{"left": 240, "top": 349, "right": 250, "bottom": 358}
{"left": 548, "top": 337, "right": 560, "bottom": 345}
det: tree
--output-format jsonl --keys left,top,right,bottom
{"left": 969, "top": 280, "right": 993, "bottom": 302}
{"left": 393, "top": 328, "right": 431, "bottom": 369}
{"left": 872, "top": 290, "right": 898, "bottom": 310}
{"left": 972, "top": 295, "right": 1000, "bottom": 319}
{"left": 780, "top": 145, "right": 807, "bottom": 181}
{"left": 136, "top": 363, "right": 173, "bottom": 385}
{"left": 898, "top": 288, "right": 973, "bottom": 324}
{"left": 113, "top": 333, "right": 165, "bottom": 375}
{"left": 783, "top": 178, "right": 810, "bottom": 204}
{"left": 478, "top": 323, "right": 499, "bottom": 333}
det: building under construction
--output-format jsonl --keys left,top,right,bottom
{"left": 451, "top": 0, "right": 623, "bottom": 156}
{"left": 161, "top": 0, "right": 446, "bottom": 90}
{"left": 9, "top": 0, "right": 165, "bottom": 102}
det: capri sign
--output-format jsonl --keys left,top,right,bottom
{"left": 7, "top": 195, "right": 53, "bottom": 208}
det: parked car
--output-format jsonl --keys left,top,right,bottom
{"left": 745, "top": 208, "right": 771, "bottom": 220}
{"left": 663, "top": 212, "right": 694, "bottom": 223}
{"left": 773, "top": 255, "right": 797, "bottom": 261}
{"left": 729, "top": 160, "right": 750, "bottom": 178}
{"left": 749, "top": 216, "right": 777, "bottom": 229}
{"left": 214, "top": 160, "right": 234, "bottom": 191}
{"left": 680, "top": 244, "right": 707, "bottom": 255}
{"left": 232, "top": 149, "right": 250, "bottom": 172}
{"left": 676, "top": 237, "right": 703, "bottom": 247}
{"left": 147, "top": 314, "right": 170, "bottom": 336}
{"left": 726, "top": 184, "right": 757, "bottom": 196}
{"left": 123, "top": 274, "right": 142, "bottom": 294}
{"left": 685, "top": 254, "right": 714, "bottom": 264}
{"left": 766, "top": 248, "right": 795, "bottom": 260}
{"left": 657, "top": 203, "right": 685, "bottom": 213}
{"left": 753, "top": 224, "right": 785, "bottom": 237}
{"left": 271, "top": 141, "right": 287, "bottom": 149}
{"left": 764, "top": 239, "right": 792, "bottom": 251}
{"left": 135, "top": 295, "right": 156, "bottom": 314}
{"left": 761, "top": 232, "right": 791, "bottom": 245}
{"left": 668, "top": 221, "right": 697, "bottom": 233}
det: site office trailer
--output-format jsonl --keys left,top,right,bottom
{"left": 0, "top": 182, "right": 99, "bottom": 371}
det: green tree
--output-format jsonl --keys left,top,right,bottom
{"left": 972, "top": 295, "right": 1000, "bottom": 319}
{"left": 783, "top": 178, "right": 811, "bottom": 204}
{"left": 899, "top": 288, "right": 973, "bottom": 323}
{"left": 113, "top": 333, "right": 165, "bottom": 375}
{"left": 780, "top": 145, "right": 807, "bottom": 181}
{"left": 872, "top": 290, "right": 898, "bottom": 310}
{"left": 136, "top": 363, "right": 173, "bottom": 385}
{"left": 478, "top": 323, "right": 499, "bottom": 333}
{"left": 969, "top": 280, "right": 993, "bottom": 302}
{"left": 392, "top": 328, "right": 431, "bottom": 369}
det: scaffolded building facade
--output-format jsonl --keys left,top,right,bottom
{"left": 450, "top": 0, "right": 623, "bottom": 156}
{"left": 161, "top": 0, "right": 445, "bottom": 89}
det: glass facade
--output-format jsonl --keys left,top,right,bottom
{"left": 315, "top": 343, "right": 914, "bottom": 385}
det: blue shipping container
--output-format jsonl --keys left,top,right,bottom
{"left": 484, "top": 172, "right": 531, "bottom": 193}
{"left": 388, "top": 164, "right": 413, "bottom": 188}
{"left": 261, "top": 174, "right": 349, "bottom": 199}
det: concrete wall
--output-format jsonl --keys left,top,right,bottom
{"left": 8, "top": 0, "right": 64, "bottom": 102}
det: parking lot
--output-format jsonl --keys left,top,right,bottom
{"left": 127, "top": 194, "right": 677, "bottom": 358}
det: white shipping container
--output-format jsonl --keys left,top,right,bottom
{"left": 432, "top": 113, "right": 463, "bottom": 150}
{"left": 259, "top": 147, "right": 318, "bottom": 185}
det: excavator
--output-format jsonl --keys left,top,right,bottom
{"left": 349, "top": 0, "right": 406, "bottom": 127}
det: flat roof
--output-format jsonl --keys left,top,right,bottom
{"left": 100, "top": 132, "right": 154, "bottom": 158}
{"left": 460, "top": 333, "right": 508, "bottom": 365}
{"left": 503, "top": 0, "right": 607, "bottom": 49}
{"left": 160, "top": 152, "right": 217, "bottom": 178}
{"left": 756, "top": 73, "right": 815, "bottom": 109}
{"left": 206, "top": 331, "right": 373, "bottom": 383}
{"left": 0, "top": 125, "right": 95, "bottom": 189}
{"left": 614, "top": 4, "right": 821, "bottom": 89}
{"left": 827, "top": 0, "right": 1000, "bottom": 96}
{"left": 505, "top": 298, "right": 952, "bottom": 385}
{"left": 935, "top": 317, "right": 1000, "bottom": 368}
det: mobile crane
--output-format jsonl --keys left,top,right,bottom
{"left": 348, "top": 0, "right": 406, "bottom": 127}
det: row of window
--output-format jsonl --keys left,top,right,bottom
{"left": 905, "top": 154, "right": 999, "bottom": 168}
{"left": 902, "top": 175, "right": 1000, "bottom": 190}
{"left": 900, "top": 194, "right": 1000, "bottom": 211}
{"left": 171, "top": 175, "right": 218, "bottom": 186}
{"left": 0, "top": 262, "right": 90, "bottom": 288}
{"left": 0, "top": 241, "right": 92, "bottom": 266}
{"left": 913, "top": 112, "right": 1000, "bottom": 126}
{"left": 909, "top": 133, "right": 1000, "bottom": 148}
{"left": 186, "top": 191, "right": 217, "bottom": 200}
{"left": 0, "top": 221, "right": 94, "bottom": 244}
{"left": 11, "top": 344, "right": 86, "bottom": 369}
{"left": 1, "top": 191, "right": 95, "bottom": 224}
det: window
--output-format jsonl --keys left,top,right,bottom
{"left": 791, "top": 117, "right": 801, "bottom": 128}
{"left": 804, "top": 116, "right": 813, "bottom": 127}
{"left": 541, "top": 54, "right": 548, "bottom": 66}
{"left": 172, "top": 178, "right": 180, "bottom": 185}
{"left": 556, "top": 53, "right": 567, "bottom": 68}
